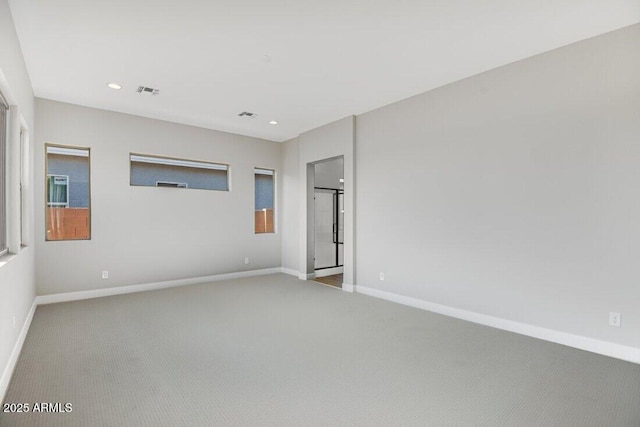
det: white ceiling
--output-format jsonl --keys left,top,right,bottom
{"left": 8, "top": 0, "right": 640, "bottom": 142}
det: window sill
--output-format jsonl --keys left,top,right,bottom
{"left": 0, "top": 252, "right": 18, "bottom": 269}
{"left": 0, "top": 246, "right": 30, "bottom": 269}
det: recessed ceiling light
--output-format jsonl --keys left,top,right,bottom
{"left": 107, "top": 82, "right": 122, "bottom": 90}
{"left": 269, "top": 120, "right": 278, "bottom": 125}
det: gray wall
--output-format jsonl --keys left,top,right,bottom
{"left": 356, "top": 24, "right": 640, "bottom": 348}
{"left": 35, "top": 99, "right": 281, "bottom": 295}
{"left": 0, "top": 0, "right": 35, "bottom": 396}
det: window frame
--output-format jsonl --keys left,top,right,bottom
{"left": 18, "top": 124, "right": 30, "bottom": 248}
{"left": 19, "top": 128, "right": 24, "bottom": 246}
{"left": 44, "top": 143, "right": 92, "bottom": 241}
{"left": 0, "top": 92, "right": 7, "bottom": 256}
{"left": 254, "top": 167, "right": 276, "bottom": 234}
{"left": 46, "top": 174, "right": 70, "bottom": 207}
{"left": 129, "top": 152, "right": 230, "bottom": 192}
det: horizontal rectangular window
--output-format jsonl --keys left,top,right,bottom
{"left": 46, "top": 144, "right": 91, "bottom": 241}
{"left": 130, "top": 153, "right": 229, "bottom": 191}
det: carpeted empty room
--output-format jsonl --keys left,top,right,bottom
{"left": 3, "top": 1, "right": 640, "bottom": 426}
{"left": 2, "top": 274, "right": 640, "bottom": 426}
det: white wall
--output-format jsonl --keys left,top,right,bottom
{"left": 0, "top": 0, "right": 36, "bottom": 397}
{"left": 356, "top": 24, "right": 640, "bottom": 348}
{"left": 35, "top": 99, "right": 282, "bottom": 295}
{"left": 280, "top": 137, "right": 300, "bottom": 272}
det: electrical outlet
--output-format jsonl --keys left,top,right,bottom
{"left": 244, "top": 257, "right": 250, "bottom": 265}
{"left": 609, "top": 312, "right": 621, "bottom": 327}
{"left": 379, "top": 272, "right": 385, "bottom": 281}
{"left": 102, "top": 271, "right": 109, "bottom": 279}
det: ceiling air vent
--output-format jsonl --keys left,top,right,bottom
{"left": 137, "top": 86, "right": 159, "bottom": 95}
{"left": 238, "top": 111, "right": 257, "bottom": 118}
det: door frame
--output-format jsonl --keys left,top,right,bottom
{"left": 297, "top": 116, "right": 355, "bottom": 291}
{"left": 313, "top": 186, "right": 344, "bottom": 271}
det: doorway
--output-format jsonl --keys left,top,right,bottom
{"left": 314, "top": 188, "right": 343, "bottom": 270}
{"left": 312, "top": 157, "right": 344, "bottom": 288}
{"left": 313, "top": 273, "right": 343, "bottom": 288}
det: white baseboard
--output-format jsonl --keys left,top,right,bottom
{"left": 35, "top": 268, "right": 282, "bottom": 305}
{"left": 1, "top": 301, "right": 37, "bottom": 404}
{"left": 314, "top": 267, "right": 344, "bottom": 278}
{"left": 341, "top": 283, "right": 354, "bottom": 293}
{"left": 298, "top": 272, "right": 315, "bottom": 280}
{"left": 355, "top": 285, "right": 640, "bottom": 364}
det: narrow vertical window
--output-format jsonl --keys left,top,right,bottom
{"left": 45, "top": 145, "right": 91, "bottom": 241}
{"left": 0, "top": 92, "right": 7, "bottom": 255}
{"left": 255, "top": 168, "right": 275, "bottom": 233}
{"left": 20, "top": 128, "right": 25, "bottom": 246}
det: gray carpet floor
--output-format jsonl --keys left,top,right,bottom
{"left": 1, "top": 273, "right": 639, "bottom": 426}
